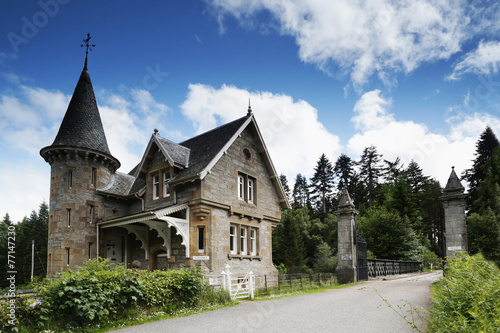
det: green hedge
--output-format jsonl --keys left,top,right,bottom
{"left": 428, "top": 253, "right": 500, "bottom": 332}
{"left": 0, "top": 260, "right": 209, "bottom": 332}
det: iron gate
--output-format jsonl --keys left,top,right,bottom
{"left": 355, "top": 227, "right": 368, "bottom": 281}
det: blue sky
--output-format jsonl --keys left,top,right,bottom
{"left": 2, "top": 0, "right": 500, "bottom": 222}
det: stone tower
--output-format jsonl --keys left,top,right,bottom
{"left": 440, "top": 166, "right": 468, "bottom": 260}
{"left": 40, "top": 61, "right": 120, "bottom": 277}
{"left": 334, "top": 188, "right": 358, "bottom": 284}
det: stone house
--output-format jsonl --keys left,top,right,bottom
{"left": 40, "top": 60, "right": 289, "bottom": 286}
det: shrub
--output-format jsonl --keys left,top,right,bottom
{"left": 38, "top": 260, "right": 142, "bottom": 328}
{"left": 0, "top": 260, "right": 210, "bottom": 331}
{"left": 428, "top": 253, "right": 500, "bottom": 332}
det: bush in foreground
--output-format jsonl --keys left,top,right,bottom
{"left": 0, "top": 260, "right": 230, "bottom": 332}
{"left": 428, "top": 253, "right": 500, "bottom": 332}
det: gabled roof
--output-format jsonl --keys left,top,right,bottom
{"left": 132, "top": 133, "right": 191, "bottom": 179}
{"left": 119, "top": 113, "right": 289, "bottom": 208}
{"left": 156, "top": 135, "right": 190, "bottom": 168}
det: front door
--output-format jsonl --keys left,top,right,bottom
{"left": 106, "top": 235, "right": 124, "bottom": 264}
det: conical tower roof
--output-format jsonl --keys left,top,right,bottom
{"left": 41, "top": 64, "right": 120, "bottom": 170}
{"left": 52, "top": 68, "right": 111, "bottom": 153}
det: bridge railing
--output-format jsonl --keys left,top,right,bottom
{"left": 368, "top": 259, "right": 422, "bottom": 278}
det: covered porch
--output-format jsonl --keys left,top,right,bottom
{"left": 97, "top": 203, "right": 191, "bottom": 270}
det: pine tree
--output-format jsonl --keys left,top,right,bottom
{"left": 309, "top": 154, "right": 335, "bottom": 221}
{"left": 279, "top": 174, "right": 291, "bottom": 203}
{"left": 0, "top": 214, "right": 13, "bottom": 288}
{"left": 279, "top": 208, "right": 308, "bottom": 273}
{"left": 333, "top": 153, "right": 354, "bottom": 191}
{"left": 382, "top": 157, "right": 403, "bottom": 183}
{"left": 357, "top": 145, "right": 383, "bottom": 208}
{"left": 292, "top": 174, "right": 310, "bottom": 209}
{"left": 463, "top": 126, "right": 500, "bottom": 213}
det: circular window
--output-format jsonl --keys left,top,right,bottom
{"left": 243, "top": 148, "right": 252, "bottom": 160}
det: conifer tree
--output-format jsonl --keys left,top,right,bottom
{"left": 463, "top": 126, "right": 500, "bottom": 213}
{"left": 333, "top": 153, "right": 354, "bottom": 191}
{"left": 357, "top": 145, "right": 383, "bottom": 208}
{"left": 279, "top": 174, "right": 291, "bottom": 204}
{"left": 292, "top": 174, "right": 310, "bottom": 209}
{"left": 309, "top": 154, "right": 335, "bottom": 221}
{"left": 0, "top": 214, "right": 13, "bottom": 288}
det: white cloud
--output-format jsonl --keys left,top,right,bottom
{"left": 0, "top": 84, "right": 172, "bottom": 222}
{"left": 352, "top": 89, "right": 393, "bottom": 131}
{"left": 447, "top": 40, "right": 500, "bottom": 81}
{"left": 208, "top": 0, "right": 474, "bottom": 90}
{"left": 180, "top": 83, "right": 342, "bottom": 180}
{"left": 347, "top": 90, "right": 477, "bottom": 186}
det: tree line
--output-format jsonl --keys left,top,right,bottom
{"left": 274, "top": 126, "right": 500, "bottom": 273}
{"left": 2, "top": 127, "right": 500, "bottom": 284}
{"left": 0, "top": 203, "right": 48, "bottom": 288}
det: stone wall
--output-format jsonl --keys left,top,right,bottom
{"left": 47, "top": 154, "right": 126, "bottom": 277}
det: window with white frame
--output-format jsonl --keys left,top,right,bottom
{"left": 66, "top": 248, "right": 70, "bottom": 266}
{"left": 237, "top": 175, "right": 244, "bottom": 200}
{"left": 237, "top": 173, "right": 256, "bottom": 204}
{"left": 68, "top": 170, "right": 73, "bottom": 189}
{"left": 250, "top": 228, "right": 257, "bottom": 256}
{"left": 163, "top": 171, "right": 171, "bottom": 197}
{"left": 240, "top": 227, "right": 247, "bottom": 255}
{"left": 152, "top": 174, "right": 160, "bottom": 200}
{"left": 247, "top": 178, "right": 254, "bottom": 203}
{"left": 230, "top": 225, "right": 237, "bottom": 254}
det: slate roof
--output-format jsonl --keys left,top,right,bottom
{"left": 48, "top": 68, "right": 113, "bottom": 157}
{"left": 155, "top": 136, "right": 190, "bottom": 168}
{"left": 173, "top": 115, "right": 250, "bottom": 181}
{"left": 98, "top": 172, "right": 136, "bottom": 197}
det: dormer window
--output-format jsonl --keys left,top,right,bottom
{"left": 153, "top": 174, "right": 160, "bottom": 200}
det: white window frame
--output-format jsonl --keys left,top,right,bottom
{"left": 163, "top": 171, "right": 170, "bottom": 197}
{"left": 66, "top": 248, "right": 70, "bottom": 266}
{"left": 240, "top": 227, "right": 247, "bottom": 255}
{"left": 247, "top": 178, "right": 254, "bottom": 203}
{"left": 68, "top": 170, "right": 73, "bottom": 189}
{"left": 237, "top": 175, "right": 244, "bottom": 200}
{"left": 89, "top": 206, "right": 94, "bottom": 224}
{"left": 153, "top": 174, "right": 160, "bottom": 200}
{"left": 250, "top": 228, "right": 257, "bottom": 256}
{"left": 230, "top": 225, "right": 237, "bottom": 254}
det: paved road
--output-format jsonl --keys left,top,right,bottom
{"left": 115, "top": 271, "right": 442, "bottom": 333}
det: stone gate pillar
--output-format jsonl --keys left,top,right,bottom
{"left": 440, "top": 166, "right": 468, "bottom": 259}
{"left": 335, "top": 189, "right": 358, "bottom": 284}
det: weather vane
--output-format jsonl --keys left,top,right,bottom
{"left": 81, "top": 33, "right": 96, "bottom": 69}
